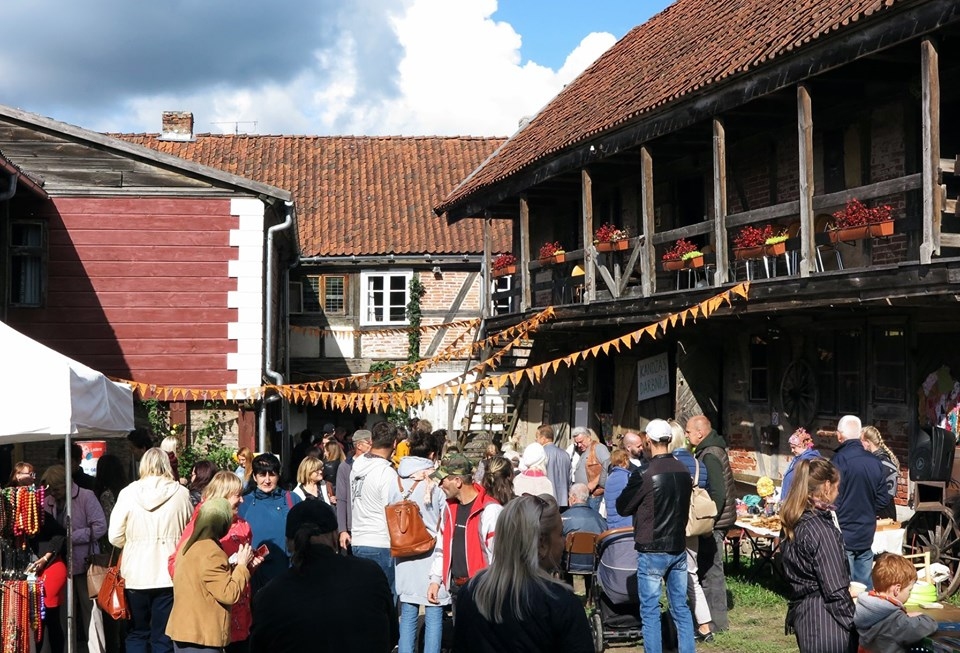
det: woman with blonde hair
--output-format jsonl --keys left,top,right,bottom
{"left": 108, "top": 448, "right": 193, "bottom": 653}
{"left": 167, "top": 498, "right": 252, "bottom": 652}
{"left": 170, "top": 471, "right": 257, "bottom": 652}
{"left": 8, "top": 461, "right": 35, "bottom": 487}
{"left": 861, "top": 426, "right": 899, "bottom": 521}
{"left": 453, "top": 494, "right": 591, "bottom": 651}
{"left": 292, "top": 456, "right": 331, "bottom": 503}
{"left": 603, "top": 449, "right": 632, "bottom": 528}
{"left": 481, "top": 455, "right": 515, "bottom": 506}
{"left": 780, "top": 458, "right": 856, "bottom": 653}
{"left": 234, "top": 447, "right": 252, "bottom": 484}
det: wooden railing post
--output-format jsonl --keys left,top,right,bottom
{"left": 712, "top": 118, "right": 729, "bottom": 285}
{"left": 921, "top": 37, "right": 941, "bottom": 264}
{"left": 519, "top": 196, "right": 532, "bottom": 310}
{"left": 482, "top": 213, "right": 492, "bottom": 318}
{"left": 797, "top": 84, "right": 815, "bottom": 278}
{"left": 640, "top": 147, "right": 656, "bottom": 297}
{"left": 581, "top": 168, "right": 596, "bottom": 302}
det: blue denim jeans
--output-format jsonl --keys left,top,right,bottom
{"left": 399, "top": 602, "right": 443, "bottom": 653}
{"left": 125, "top": 587, "right": 174, "bottom": 653}
{"left": 353, "top": 545, "right": 397, "bottom": 602}
{"left": 637, "top": 551, "right": 696, "bottom": 653}
{"left": 846, "top": 548, "right": 875, "bottom": 589}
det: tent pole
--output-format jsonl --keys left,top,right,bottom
{"left": 65, "top": 437, "right": 74, "bottom": 653}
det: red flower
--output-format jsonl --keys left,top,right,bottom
{"left": 662, "top": 238, "right": 699, "bottom": 262}
{"left": 538, "top": 241, "right": 565, "bottom": 259}
{"left": 492, "top": 253, "right": 517, "bottom": 271}
{"left": 832, "top": 199, "right": 892, "bottom": 229}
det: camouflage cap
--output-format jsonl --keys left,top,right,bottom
{"left": 431, "top": 452, "right": 474, "bottom": 480}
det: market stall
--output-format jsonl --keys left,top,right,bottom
{"left": 0, "top": 321, "right": 134, "bottom": 653}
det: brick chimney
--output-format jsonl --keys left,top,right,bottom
{"left": 160, "top": 111, "right": 194, "bottom": 141}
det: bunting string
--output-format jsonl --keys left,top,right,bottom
{"left": 290, "top": 317, "right": 480, "bottom": 338}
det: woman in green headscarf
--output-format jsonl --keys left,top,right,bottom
{"left": 166, "top": 498, "right": 253, "bottom": 652}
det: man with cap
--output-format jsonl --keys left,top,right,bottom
{"left": 336, "top": 429, "right": 372, "bottom": 551}
{"left": 427, "top": 452, "right": 502, "bottom": 610}
{"left": 250, "top": 500, "right": 398, "bottom": 653}
{"left": 617, "top": 418, "right": 696, "bottom": 653}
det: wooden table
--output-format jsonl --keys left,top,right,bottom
{"left": 918, "top": 604, "right": 960, "bottom": 651}
{"left": 734, "top": 519, "right": 782, "bottom": 576}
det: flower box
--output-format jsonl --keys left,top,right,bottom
{"left": 539, "top": 253, "right": 565, "bottom": 266}
{"left": 763, "top": 241, "right": 786, "bottom": 257}
{"left": 596, "top": 239, "right": 629, "bottom": 253}
{"left": 733, "top": 246, "right": 764, "bottom": 260}
{"left": 829, "top": 226, "right": 870, "bottom": 243}
{"left": 663, "top": 255, "right": 704, "bottom": 272}
{"left": 870, "top": 220, "right": 894, "bottom": 238}
{"left": 492, "top": 265, "right": 516, "bottom": 278}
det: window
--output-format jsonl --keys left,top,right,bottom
{"left": 748, "top": 334, "right": 769, "bottom": 402}
{"left": 299, "top": 275, "right": 348, "bottom": 315}
{"left": 492, "top": 275, "right": 513, "bottom": 316}
{"left": 360, "top": 270, "right": 411, "bottom": 325}
{"left": 815, "top": 328, "right": 863, "bottom": 416}
{"left": 9, "top": 221, "right": 44, "bottom": 307}
{"left": 872, "top": 327, "right": 906, "bottom": 403}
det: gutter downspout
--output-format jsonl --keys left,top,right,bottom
{"left": 260, "top": 201, "right": 294, "bottom": 453}
{"left": 0, "top": 173, "right": 16, "bottom": 322}
{"left": 0, "top": 172, "right": 17, "bottom": 201}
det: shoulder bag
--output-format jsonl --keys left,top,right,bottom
{"left": 385, "top": 477, "right": 436, "bottom": 558}
{"left": 96, "top": 553, "right": 130, "bottom": 620}
{"left": 86, "top": 548, "right": 116, "bottom": 598}
{"left": 686, "top": 463, "right": 718, "bottom": 537}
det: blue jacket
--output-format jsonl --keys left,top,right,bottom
{"left": 673, "top": 448, "right": 708, "bottom": 489}
{"left": 781, "top": 447, "right": 822, "bottom": 501}
{"left": 832, "top": 440, "right": 889, "bottom": 551}
{"left": 238, "top": 487, "right": 302, "bottom": 590}
{"left": 604, "top": 466, "right": 633, "bottom": 529}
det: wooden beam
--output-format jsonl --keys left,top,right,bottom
{"left": 712, "top": 118, "right": 729, "bottom": 285}
{"left": 618, "top": 236, "right": 646, "bottom": 296}
{"left": 482, "top": 214, "right": 492, "bottom": 319}
{"left": 940, "top": 233, "right": 960, "bottom": 248}
{"left": 519, "top": 197, "right": 532, "bottom": 310}
{"left": 582, "top": 168, "right": 596, "bottom": 302}
{"left": 797, "top": 84, "right": 816, "bottom": 278}
{"left": 921, "top": 37, "right": 942, "bottom": 263}
{"left": 640, "top": 147, "right": 656, "bottom": 297}
{"left": 650, "top": 221, "right": 714, "bottom": 245}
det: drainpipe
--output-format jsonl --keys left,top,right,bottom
{"left": 259, "top": 201, "right": 294, "bottom": 453}
{"left": 0, "top": 172, "right": 16, "bottom": 201}
{"left": 0, "top": 173, "right": 16, "bottom": 322}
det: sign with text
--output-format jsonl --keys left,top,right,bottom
{"left": 637, "top": 353, "right": 670, "bottom": 402}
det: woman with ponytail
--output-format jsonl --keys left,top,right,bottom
{"left": 781, "top": 458, "right": 857, "bottom": 653}
{"left": 167, "top": 498, "right": 252, "bottom": 652}
{"left": 860, "top": 426, "right": 899, "bottom": 521}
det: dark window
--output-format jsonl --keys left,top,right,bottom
{"left": 302, "top": 275, "right": 348, "bottom": 315}
{"left": 9, "top": 221, "right": 44, "bottom": 306}
{"left": 815, "top": 328, "right": 862, "bottom": 416}
{"left": 749, "top": 334, "right": 769, "bottom": 402}
{"left": 492, "top": 276, "right": 512, "bottom": 315}
{"left": 872, "top": 327, "right": 906, "bottom": 403}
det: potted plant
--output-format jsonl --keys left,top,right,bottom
{"left": 538, "top": 241, "right": 566, "bottom": 265}
{"left": 732, "top": 224, "right": 787, "bottom": 259}
{"left": 492, "top": 253, "right": 517, "bottom": 277}
{"left": 829, "top": 199, "right": 894, "bottom": 242}
{"left": 763, "top": 231, "right": 789, "bottom": 257}
{"left": 593, "top": 223, "right": 630, "bottom": 252}
{"left": 662, "top": 238, "right": 703, "bottom": 271}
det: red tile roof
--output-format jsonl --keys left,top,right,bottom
{"left": 115, "top": 134, "right": 506, "bottom": 256}
{"left": 436, "top": 0, "right": 903, "bottom": 215}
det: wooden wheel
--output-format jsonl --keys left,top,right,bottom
{"left": 779, "top": 360, "right": 818, "bottom": 430}
{"left": 904, "top": 508, "right": 960, "bottom": 600}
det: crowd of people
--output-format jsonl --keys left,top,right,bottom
{"left": 10, "top": 411, "right": 926, "bottom": 653}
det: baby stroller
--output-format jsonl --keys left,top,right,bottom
{"left": 587, "top": 527, "right": 642, "bottom": 651}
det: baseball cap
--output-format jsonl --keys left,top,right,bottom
{"left": 351, "top": 429, "right": 372, "bottom": 443}
{"left": 646, "top": 419, "right": 673, "bottom": 443}
{"left": 285, "top": 500, "right": 338, "bottom": 538}
{"left": 431, "top": 452, "right": 474, "bottom": 481}
{"left": 322, "top": 422, "right": 336, "bottom": 434}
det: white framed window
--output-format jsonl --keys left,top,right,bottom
{"left": 492, "top": 275, "right": 513, "bottom": 315}
{"left": 297, "top": 275, "right": 349, "bottom": 315}
{"left": 360, "top": 270, "right": 412, "bottom": 326}
{"left": 9, "top": 221, "right": 45, "bottom": 307}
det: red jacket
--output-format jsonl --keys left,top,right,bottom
{"left": 439, "top": 484, "right": 500, "bottom": 582}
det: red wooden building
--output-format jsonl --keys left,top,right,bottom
{"left": 0, "top": 107, "right": 295, "bottom": 454}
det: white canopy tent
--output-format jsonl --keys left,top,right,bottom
{"left": 0, "top": 320, "right": 134, "bottom": 652}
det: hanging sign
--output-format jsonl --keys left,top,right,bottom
{"left": 637, "top": 353, "right": 669, "bottom": 401}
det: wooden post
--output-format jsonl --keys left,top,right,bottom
{"left": 519, "top": 196, "right": 532, "bottom": 310}
{"left": 169, "top": 401, "right": 191, "bottom": 444}
{"left": 581, "top": 168, "right": 596, "bottom": 302}
{"left": 921, "top": 37, "right": 941, "bottom": 264}
{"left": 797, "top": 84, "right": 815, "bottom": 277}
{"left": 712, "top": 118, "right": 729, "bottom": 285}
{"left": 640, "top": 147, "right": 656, "bottom": 297}
{"left": 482, "top": 213, "right": 492, "bottom": 318}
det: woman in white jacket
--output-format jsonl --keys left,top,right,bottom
{"left": 108, "top": 448, "right": 192, "bottom": 653}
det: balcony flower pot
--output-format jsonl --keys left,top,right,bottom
{"left": 596, "top": 239, "right": 629, "bottom": 253}
{"left": 492, "top": 265, "right": 516, "bottom": 278}
{"left": 539, "top": 252, "right": 565, "bottom": 266}
{"left": 829, "top": 225, "right": 870, "bottom": 243}
{"left": 763, "top": 241, "right": 786, "bottom": 257}
{"left": 733, "top": 246, "right": 764, "bottom": 260}
{"left": 869, "top": 220, "right": 894, "bottom": 238}
{"left": 663, "top": 255, "right": 704, "bottom": 272}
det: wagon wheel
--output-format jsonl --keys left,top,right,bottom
{"left": 779, "top": 360, "right": 818, "bottom": 430}
{"left": 904, "top": 509, "right": 960, "bottom": 600}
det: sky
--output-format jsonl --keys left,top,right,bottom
{"left": 1, "top": 0, "right": 672, "bottom": 138}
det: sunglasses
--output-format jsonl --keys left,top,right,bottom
{"left": 523, "top": 493, "right": 549, "bottom": 522}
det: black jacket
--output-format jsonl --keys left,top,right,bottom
{"left": 616, "top": 453, "right": 691, "bottom": 554}
{"left": 250, "top": 544, "right": 398, "bottom": 652}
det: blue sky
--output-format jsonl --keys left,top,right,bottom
{"left": 0, "top": 0, "right": 674, "bottom": 136}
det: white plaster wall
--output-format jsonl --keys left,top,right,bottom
{"left": 227, "top": 198, "right": 265, "bottom": 392}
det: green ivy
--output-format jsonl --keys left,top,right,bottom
{"left": 176, "top": 403, "right": 236, "bottom": 478}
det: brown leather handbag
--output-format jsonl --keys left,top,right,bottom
{"left": 96, "top": 554, "right": 130, "bottom": 620}
{"left": 385, "top": 477, "right": 436, "bottom": 558}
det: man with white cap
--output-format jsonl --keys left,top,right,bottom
{"left": 513, "top": 442, "right": 555, "bottom": 498}
{"left": 617, "top": 418, "right": 696, "bottom": 653}
{"left": 336, "top": 429, "right": 372, "bottom": 551}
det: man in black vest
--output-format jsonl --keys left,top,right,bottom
{"left": 687, "top": 414, "right": 737, "bottom": 632}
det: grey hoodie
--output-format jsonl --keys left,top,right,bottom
{"left": 350, "top": 453, "right": 398, "bottom": 548}
{"left": 853, "top": 592, "right": 937, "bottom": 653}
